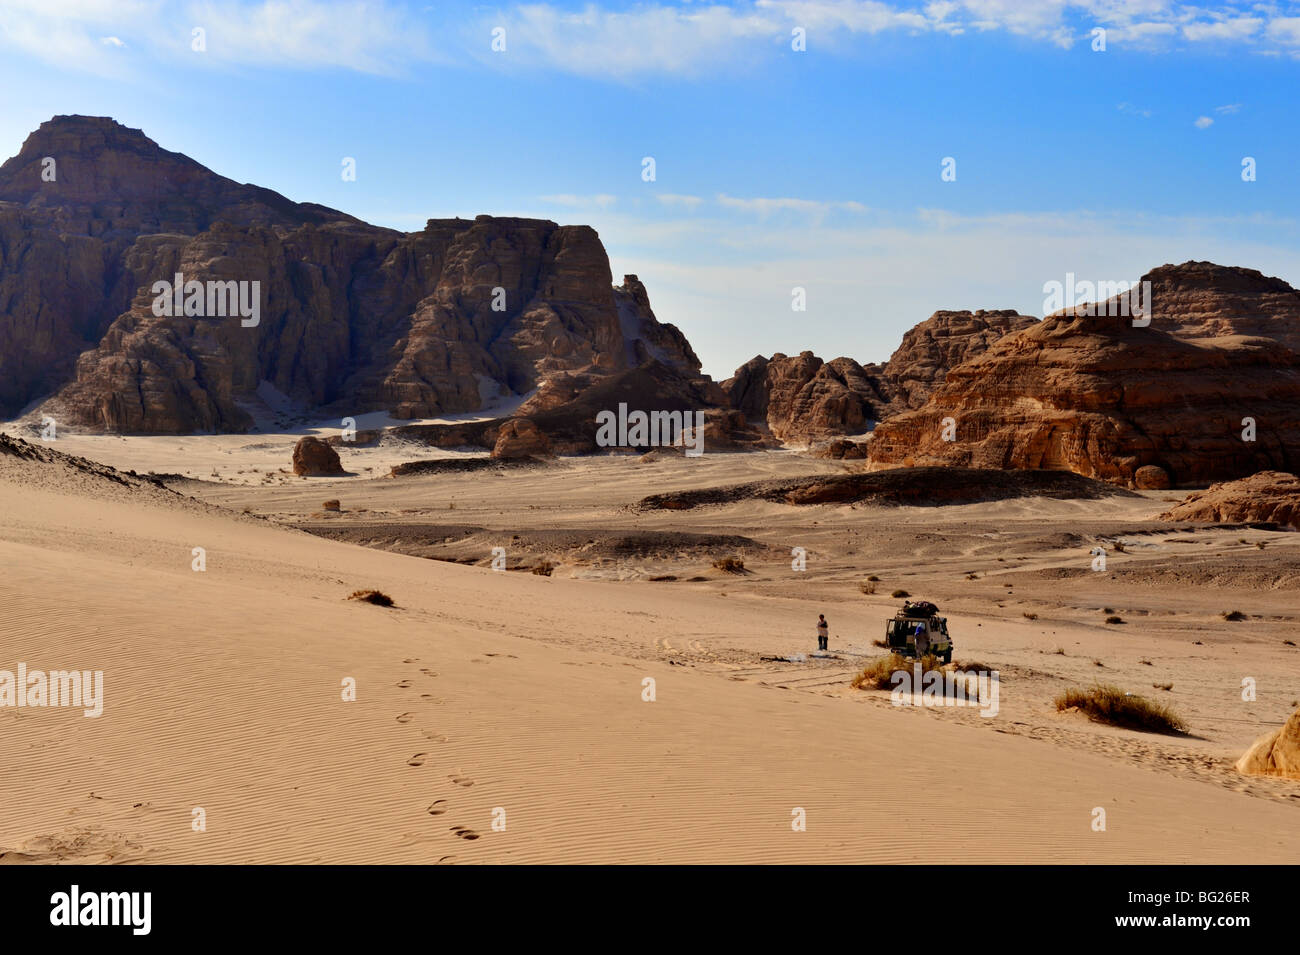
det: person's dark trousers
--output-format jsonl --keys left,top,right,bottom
{"left": 818, "top": 636, "right": 827, "bottom": 650}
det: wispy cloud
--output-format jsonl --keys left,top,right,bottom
{"left": 656, "top": 193, "right": 705, "bottom": 210}
{"left": 538, "top": 193, "right": 618, "bottom": 211}
{"left": 716, "top": 193, "right": 868, "bottom": 219}
{"left": 1194, "top": 115, "right": 1214, "bottom": 129}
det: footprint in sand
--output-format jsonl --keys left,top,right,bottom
{"left": 421, "top": 730, "right": 449, "bottom": 743}
{"left": 426, "top": 800, "right": 448, "bottom": 816}
{"left": 396, "top": 679, "right": 413, "bottom": 689}
{"left": 402, "top": 658, "right": 418, "bottom": 664}
{"left": 420, "top": 695, "right": 444, "bottom": 703}
{"left": 435, "top": 855, "right": 457, "bottom": 864}
{"left": 407, "top": 753, "right": 428, "bottom": 767}
{"left": 395, "top": 713, "right": 414, "bottom": 723}
{"left": 448, "top": 774, "right": 474, "bottom": 787}
{"left": 420, "top": 668, "right": 439, "bottom": 677}
{"left": 449, "top": 825, "right": 481, "bottom": 841}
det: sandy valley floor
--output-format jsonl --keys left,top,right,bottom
{"left": 1, "top": 429, "right": 1298, "bottom": 863}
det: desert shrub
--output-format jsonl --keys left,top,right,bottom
{"left": 1152, "top": 683, "right": 1173, "bottom": 691}
{"left": 867, "top": 574, "right": 880, "bottom": 582}
{"left": 1055, "top": 684, "right": 1187, "bottom": 734}
{"left": 891, "top": 589, "right": 910, "bottom": 598}
{"left": 532, "top": 560, "right": 555, "bottom": 576}
{"left": 1104, "top": 615, "right": 1125, "bottom": 625}
{"left": 851, "top": 653, "right": 943, "bottom": 690}
{"left": 348, "top": 589, "right": 394, "bottom": 607}
{"left": 872, "top": 638, "right": 889, "bottom": 648}
{"left": 1023, "top": 612, "right": 1038, "bottom": 620}
{"left": 1221, "top": 610, "right": 1246, "bottom": 622}
{"left": 323, "top": 499, "right": 341, "bottom": 511}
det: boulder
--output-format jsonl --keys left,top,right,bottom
{"left": 1134, "top": 465, "right": 1171, "bottom": 490}
{"left": 292, "top": 436, "right": 344, "bottom": 475}
{"left": 491, "top": 419, "right": 552, "bottom": 460}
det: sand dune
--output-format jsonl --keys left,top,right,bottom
{"left": 2, "top": 441, "right": 1298, "bottom": 863}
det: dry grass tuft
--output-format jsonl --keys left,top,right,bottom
{"left": 1055, "top": 684, "right": 1187, "bottom": 734}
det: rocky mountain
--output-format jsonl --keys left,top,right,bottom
{"left": 724, "top": 309, "right": 1035, "bottom": 443}
{"left": 867, "top": 263, "right": 1300, "bottom": 487}
{"left": 0, "top": 116, "right": 707, "bottom": 433}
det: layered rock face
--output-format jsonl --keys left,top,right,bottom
{"left": 867, "top": 264, "right": 1300, "bottom": 487}
{"left": 724, "top": 351, "right": 889, "bottom": 442}
{"left": 881, "top": 309, "right": 1038, "bottom": 412}
{"left": 1144, "top": 261, "right": 1300, "bottom": 352}
{"left": 0, "top": 116, "right": 702, "bottom": 433}
{"left": 1159, "top": 471, "right": 1300, "bottom": 529}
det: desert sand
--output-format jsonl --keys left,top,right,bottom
{"left": 1, "top": 427, "right": 1298, "bottom": 864}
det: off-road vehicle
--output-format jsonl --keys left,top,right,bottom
{"left": 883, "top": 599, "right": 953, "bottom": 664}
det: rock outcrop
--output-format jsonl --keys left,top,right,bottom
{"left": 292, "top": 436, "right": 344, "bottom": 476}
{"left": 1143, "top": 261, "right": 1300, "bottom": 352}
{"left": 491, "top": 419, "right": 552, "bottom": 460}
{"left": 724, "top": 352, "right": 889, "bottom": 442}
{"left": 723, "top": 311, "right": 1034, "bottom": 444}
{"left": 880, "top": 309, "right": 1038, "bottom": 412}
{"left": 867, "top": 263, "right": 1300, "bottom": 487}
{"left": 1159, "top": 471, "right": 1300, "bottom": 529}
{"left": 1236, "top": 705, "right": 1300, "bottom": 780}
{"left": 0, "top": 116, "right": 706, "bottom": 434}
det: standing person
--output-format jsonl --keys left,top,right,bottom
{"left": 913, "top": 622, "right": 930, "bottom": 659}
{"left": 816, "top": 614, "right": 829, "bottom": 652}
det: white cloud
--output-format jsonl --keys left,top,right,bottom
{"left": 1194, "top": 115, "right": 1214, "bottom": 128}
{"left": 716, "top": 193, "right": 868, "bottom": 219}
{"left": 1214, "top": 103, "right": 1242, "bottom": 114}
{"left": 7, "top": 1, "right": 1300, "bottom": 78}
{"left": 1117, "top": 101, "right": 1152, "bottom": 117}
{"left": 656, "top": 193, "right": 705, "bottom": 210}
{"left": 1183, "top": 16, "right": 1263, "bottom": 41}
{"left": 0, "top": 0, "right": 441, "bottom": 76}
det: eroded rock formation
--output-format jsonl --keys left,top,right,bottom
{"left": 867, "top": 264, "right": 1300, "bottom": 487}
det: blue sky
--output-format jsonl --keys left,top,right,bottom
{"left": 2, "top": 1, "right": 1298, "bottom": 378}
